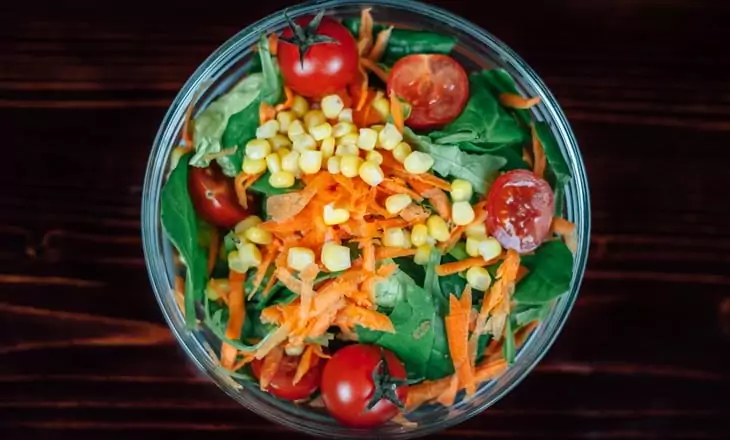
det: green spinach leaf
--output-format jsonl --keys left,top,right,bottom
{"left": 160, "top": 153, "right": 208, "bottom": 328}
{"left": 437, "top": 254, "right": 468, "bottom": 299}
{"left": 513, "top": 240, "right": 573, "bottom": 304}
{"left": 503, "top": 315, "right": 516, "bottom": 365}
{"left": 479, "top": 69, "right": 532, "bottom": 126}
{"left": 394, "top": 256, "right": 425, "bottom": 286}
{"left": 257, "top": 33, "right": 283, "bottom": 105}
{"left": 512, "top": 303, "right": 552, "bottom": 328}
{"left": 374, "top": 267, "right": 415, "bottom": 310}
{"left": 534, "top": 121, "right": 571, "bottom": 188}
{"left": 422, "top": 248, "right": 453, "bottom": 379}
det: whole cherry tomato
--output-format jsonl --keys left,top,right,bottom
{"left": 251, "top": 354, "right": 322, "bottom": 401}
{"left": 188, "top": 162, "right": 252, "bottom": 229}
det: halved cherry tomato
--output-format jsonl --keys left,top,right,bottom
{"left": 386, "top": 54, "right": 469, "bottom": 129}
{"left": 188, "top": 163, "right": 252, "bottom": 229}
{"left": 251, "top": 354, "right": 322, "bottom": 401}
{"left": 486, "top": 169, "right": 555, "bottom": 254}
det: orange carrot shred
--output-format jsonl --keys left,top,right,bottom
{"left": 261, "top": 274, "right": 278, "bottom": 299}
{"left": 336, "top": 303, "right": 395, "bottom": 333}
{"left": 275, "top": 266, "right": 303, "bottom": 295}
{"left": 532, "top": 124, "right": 546, "bottom": 178}
{"left": 275, "top": 86, "right": 294, "bottom": 111}
{"left": 299, "top": 263, "right": 320, "bottom": 321}
{"left": 552, "top": 217, "right": 576, "bottom": 236}
{"left": 474, "top": 359, "right": 508, "bottom": 383}
{"left": 220, "top": 270, "right": 247, "bottom": 369}
{"left": 360, "top": 57, "right": 389, "bottom": 83}
{"left": 380, "top": 178, "right": 424, "bottom": 202}
{"left": 367, "top": 26, "right": 393, "bottom": 62}
{"left": 255, "top": 322, "right": 292, "bottom": 359}
{"left": 522, "top": 147, "right": 534, "bottom": 168}
{"left": 229, "top": 352, "right": 256, "bottom": 372}
{"left": 498, "top": 93, "right": 541, "bottom": 109}
{"left": 436, "top": 374, "right": 459, "bottom": 406}
{"left": 406, "top": 377, "right": 451, "bottom": 409}
{"left": 259, "top": 345, "right": 283, "bottom": 391}
{"left": 445, "top": 291, "right": 476, "bottom": 396}
{"left": 374, "top": 246, "right": 417, "bottom": 260}
{"left": 355, "top": 64, "right": 370, "bottom": 111}
{"left": 268, "top": 33, "right": 278, "bottom": 56}
{"left": 361, "top": 238, "right": 375, "bottom": 273}
{"left": 357, "top": 8, "right": 374, "bottom": 56}
{"left": 435, "top": 256, "right": 500, "bottom": 277}
{"left": 259, "top": 101, "right": 277, "bottom": 125}
{"left": 515, "top": 320, "right": 539, "bottom": 349}
{"left": 206, "top": 228, "right": 219, "bottom": 275}
{"left": 293, "top": 345, "right": 316, "bottom": 385}
{"left": 389, "top": 90, "right": 405, "bottom": 132}
{"left": 250, "top": 245, "right": 277, "bottom": 299}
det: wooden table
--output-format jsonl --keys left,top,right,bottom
{"left": 3, "top": 0, "right": 729, "bottom": 438}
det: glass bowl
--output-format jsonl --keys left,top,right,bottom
{"left": 141, "top": 0, "right": 591, "bottom": 437}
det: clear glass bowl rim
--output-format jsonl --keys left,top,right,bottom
{"left": 141, "top": 0, "right": 591, "bottom": 438}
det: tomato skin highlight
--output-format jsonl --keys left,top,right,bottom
{"left": 486, "top": 169, "right": 555, "bottom": 254}
{"left": 251, "top": 354, "right": 322, "bottom": 401}
{"left": 387, "top": 54, "right": 469, "bottom": 129}
{"left": 278, "top": 16, "right": 359, "bottom": 99}
{"left": 188, "top": 163, "right": 252, "bottom": 229}
{"left": 320, "top": 344, "right": 408, "bottom": 428}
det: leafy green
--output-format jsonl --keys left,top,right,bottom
{"left": 479, "top": 69, "right": 531, "bottom": 125}
{"left": 447, "top": 241, "right": 469, "bottom": 261}
{"left": 249, "top": 171, "right": 303, "bottom": 197}
{"left": 374, "top": 267, "right": 414, "bottom": 310}
{"left": 422, "top": 249, "right": 453, "bottom": 379}
{"left": 512, "top": 303, "right": 552, "bottom": 328}
{"left": 257, "top": 33, "right": 283, "bottom": 105}
{"left": 394, "top": 257, "right": 425, "bottom": 286}
{"left": 160, "top": 153, "right": 208, "bottom": 328}
{"left": 513, "top": 240, "right": 574, "bottom": 304}
{"left": 242, "top": 303, "right": 274, "bottom": 340}
{"left": 475, "top": 333, "right": 492, "bottom": 363}
{"left": 503, "top": 315, "right": 516, "bottom": 365}
{"left": 405, "top": 128, "right": 507, "bottom": 195}
{"left": 459, "top": 142, "right": 531, "bottom": 172}
{"left": 437, "top": 254, "right": 468, "bottom": 300}
{"left": 534, "top": 121, "right": 571, "bottom": 189}
{"left": 430, "top": 70, "right": 530, "bottom": 148}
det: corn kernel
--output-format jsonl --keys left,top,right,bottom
{"left": 269, "top": 133, "right": 292, "bottom": 151}
{"left": 323, "top": 203, "right": 350, "bottom": 226}
{"left": 293, "top": 133, "right": 318, "bottom": 152}
{"left": 244, "top": 225, "right": 273, "bottom": 245}
{"left": 245, "top": 138, "right": 271, "bottom": 160}
{"left": 370, "top": 124, "right": 384, "bottom": 133}
{"left": 242, "top": 157, "right": 267, "bottom": 174}
{"left": 466, "top": 266, "right": 492, "bottom": 291}
{"left": 427, "top": 215, "right": 450, "bottom": 242}
{"left": 256, "top": 120, "right": 279, "bottom": 139}
{"left": 335, "top": 143, "right": 359, "bottom": 157}
{"left": 414, "top": 245, "right": 432, "bottom": 265}
{"left": 385, "top": 194, "right": 412, "bottom": 214}
{"left": 321, "top": 94, "right": 345, "bottom": 119}
{"left": 234, "top": 216, "right": 262, "bottom": 234}
{"left": 371, "top": 96, "right": 390, "bottom": 119}
{"left": 393, "top": 142, "right": 412, "bottom": 162}
{"left": 277, "top": 147, "right": 292, "bottom": 159}
{"left": 402, "top": 229, "right": 413, "bottom": 249}
{"left": 304, "top": 109, "right": 327, "bottom": 131}
{"left": 366, "top": 150, "right": 383, "bottom": 165}
{"left": 299, "top": 150, "right": 323, "bottom": 174}
{"left": 338, "top": 133, "right": 359, "bottom": 146}
{"left": 287, "top": 119, "right": 305, "bottom": 140}
{"left": 291, "top": 95, "right": 309, "bottom": 118}
{"left": 466, "top": 236, "right": 482, "bottom": 257}
{"left": 269, "top": 171, "right": 296, "bottom": 188}
{"left": 410, "top": 224, "right": 429, "bottom": 247}
{"left": 276, "top": 111, "right": 296, "bottom": 133}
{"left": 450, "top": 179, "right": 473, "bottom": 202}
{"left": 320, "top": 136, "right": 336, "bottom": 159}
{"left": 378, "top": 123, "right": 403, "bottom": 150}
{"left": 465, "top": 222, "right": 487, "bottom": 239}
{"left": 327, "top": 156, "right": 341, "bottom": 174}
{"left": 287, "top": 247, "right": 316, "bottom": 272}
{"left": 310, "top": 122, "right": 333, "bottom": 141}
{"left": 265, "top": 153, "right": 282, "bottom": 174}
{"left": 285, "top": 344, "right": 305, "bottom": 356}
{"left": 332, "top": 121, "right": 356, "bottom": 138}
{"left": 358, "top": 161, "right": 384, "bottom": 186}
{"left": 340, "top": 155, "right": 363, "bottom": 178}
{"left": 404, "top": 151, "right": 435, "bottom": 174}
{"left": 357, "top": 128, "right": 378, "bottom": 151}
{"left": 452, "top": 201, "right": 476, "bottom": 226}
{"left": 281, "top": 150, "right": 300, "bottom": 173}
{"left": 227, "top": 250, "right": 246, "bottom": 273}
{"left": 338, "top": 108, "right": 353, "bottom": 122}
{"left": 321, "top": 242, "right": 351, "bottom": 272}
{"left": 382, "top": 227, "right": 406, "bottom": 247}
{"left": 478, "top": 237, "right": 503, "bottom": 261}
{"left": 238, "top": 243, "right": 263, "bottom": 271}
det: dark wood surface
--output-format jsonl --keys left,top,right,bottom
{"left": 3, "top": 0, "right": 730, "bottom": 438}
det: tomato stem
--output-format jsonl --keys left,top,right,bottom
{"left": 281, "top": 9, "right": 340, "bottom": 68}
{"left": 365, "top": 350, "right": 415, "bottom": 411}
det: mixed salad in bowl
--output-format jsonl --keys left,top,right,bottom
{"left": 159, "top": 7, "right": 577, "bottom": 429}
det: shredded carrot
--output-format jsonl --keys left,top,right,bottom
{"left": 249, "top": 245, "right": 277, "bottom": 299}
{"left": 376, "top": 263, "right": 398, "bottom": 278}
{"left": 374, "top": 246, "right": 417, "bottom": 260}
{"left": 336, "top": 303, "right": 395, "bottom": 333}
{"left": 401, "top": 172, "right": 452, "bottom": 192}
{"left": 531, "top": 124, "right": 546, "bottom": 178}
{"left": 346, "top": 288, "right": 374, "bottom": 308}
{"left": 367, "top": 26, "right": 393, "bottom": 62}
{"left": 435, "top": 256, "right": 500, "bottom": 277}
{"left": 229, "top": 352, "right": 256, "bottom": 372}
{"left": 312, "top": 344, "right": 331, "bottom": 359}
{"left": 234, "top": 172, "right": 263, "bottom": 210}
{"left": 312, "top": 280, "right": 355, "bottom": 316}
{"left": 445, "top": 291, "right": 476, "bottom": 396}
{"left": 174, "top": 275, "right": 185, "bottom": 314}
{"left": 477, "top": 249, "right": 521, "bottom": 326}
{"left": 406, "top": 377, "right": 451, "bottom": 409}
{"left": 206, "top": 228, "right": 219, "bottom": 275}
{"left": 360, "top": 57, "right": 389, "bottom": 83}
{"left": 255, "top": 322, "right": 292, "bottom": 359}
{"left": 355, "top": 65, "right": 370, "bottom": 111}
{"left": 436, "top": 374, "right": 459, "bottom": 406}
{"left": 298, "top": 263, "right": 320, "bottom": 321}
{"left": 380, "top": 178, "right": 424, "bottom": 202}
{"left": 261, "top": 272, "right": 278, "bottom": 299}
{"left": 522, "top": 147, "right": 534, "bottom": 168}
{"left": 399, "top": 204, "right": 430, "bottom": 224}
{"left": 220, "top": 270, "right": 246, "bottom": 369}
{"left": 439, "top": 202, "right": 487, "bottom": 251}
{"left": 259, "top": 345, "right": 283, "bottom": 391}
{"left": 474, "top": 359, "right": 508, "bottom": 383}
{"left": 208, "top": 278, "right": 230, "bottom": 304}
{"left": 515, "top": 320, "right": 539, "bottom": 349}
{"left": 259, "top": 101, "right": 277, "bottom": 125}
{"left": 407, "top": 178, "right": 451, "bottom": 219}
{"left": 361, "top": 238, "right": 375, "bottom": 273}
{"left": 499, "top": 93, "right": 541, "bottom": 109}
{"left": 552, "top": 217, "right": 576, "bottom": 236}
{"left": 275, "top": 266, "right": 303, "bottom": 295}
{"left": 268, "top": 33, "right": 278, "bottom": 56}
{"left": 357, "top": 7, "right": 374, "bottom": 56}
{"left": 293, "top": 345, "right": 317, "bottom": 385}
{"left": 275, "top": 86, "right": 295, "bottom": 111}
{"left": 389, "top": 90, "right": 405, "bottom": 132}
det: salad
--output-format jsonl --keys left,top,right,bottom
{"left": 160, "top": 8, "right": 577, "bottom": 428}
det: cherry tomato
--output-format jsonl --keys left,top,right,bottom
{"left": 188, "top": 163, "right": 251, "bottom": 229}
{"left": 386, "top": 54, "right": 469, "bottom": 129}
{"left": 251, "top": 354, "right": 322, "bottom": 401}
{"left": 278, "top": 14, "right": 359, "bottom": 98}
{"left": 486, "top": 169, "right": 555, "bottom": 254}
{"left": 320, "top": 344, "right": 408, "bottom": 428}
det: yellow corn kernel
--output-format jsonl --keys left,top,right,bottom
{"left": 304, "top": 109, "right": 327, "bottom": 131}
{"left": 366, "top": 150, "right": 383, "bottom": 165}
{"left": 370, "top": 124, "right": 384, "bottom": 133}
{"left": 287, "top": 247, "right": 316, "bottom": 272}
{"left": 385, "top": 194, "right": 412, "bottom": 215}
{"left": 238, "top": 243, "right": 263, "bottom": 271}
{"left": 321, "top": 242, "right": 352, "bottom": 272}
{"left": 335, "top": 143, "right": 359, "bottom": 157}
{"left": 357, "top": 128, "right": 378, "bottom": 151}
{"left": 310, "top": 122, "right": 333, "bottom": 141}
{"left": 427, "top": 215, "right": 450, "bottom": 242}
{"left": 450, "top": 179, "right": 473, "bottom": 202}
{"left": 265, "top": 153, "right": 282, "bottom": 174}
{"left": 378, "top": 123, "right": 403, "bottom": 150}
{"left": 281, "top": 150, "right": 300, "bottom": 174}
{"left": 276, "top": 111, "right": 296, "bottom": 133}
{"left": 227, "top": 251, "right": 246, "bottom": 273}
{"left": 269, "top": 171, "right": 296, "bottom": 188}
{"left": 340, "top": 155, "right": 363, "bottom": 178}
{"left": 404, "top": 151, "right": 435, "bottom": 174}
{"left": 414, "top": 245, "right": 432, "bottom": 265}
{"left": 392, "top": 142, "right": 412, "bottom": 162}
{"left": 234, "top": 216, "right": 262, "bottom": 234}
{"left": 323, "top": 203, "right": 350, "bottom": 226}
{"left": 299, "top": 150, "right": 323, "bottom": 174}
{"left": 269, "top": 133, "right": 292, "bottom": 151}
{"left": 371, "top": 96, "right": 390, "bottom": 119}
{"left": 245, "top": 138, "right": 271, "bottom": 160}
{"left": 466, "top": 236, "right": 482, "bottom": 257}
{"left": 327, "top": 156, "right": 341, "bottom": 174}
{"left": 287, "top": 119, "right": 306, "bottom": 140}
{"left": 244, "top": 225, "right": 273, "bottom": 245}
{"left": 242, "top": 157, "right": 267, "bottom": 175}
{"left": 332, "top": 121, "right": 356, "bottom": 138}
{"left": 466, "top": 266, "right": 492, "bottom": 291}
{"left": 358, "top": 161, "right": 384, "bottom": 186}
{"left": 410, "top": 224, "right": 429, "bottom": 247}
{"left": 452, "top": 201, "right": 476, "bottom": 226}
{"left": 256, "top": 119, "right": 279, "bottom": 139}
{"left": 338, "top": 108, "right": 353, "bottom": 122}
{"left": 321, "top": 94, "right": 345, "bottom": 119}
{"left": 277, "top": 147, "right": 292, "bottom": 159}
{"left": 320, "top": 136, "right": 336, "bottom": 159}
{"left": 382, "top": 227, "right": 406, "bottom": 248}
{"left": 291, "top": 95, "right": 309, "bottom": 118}
{"left": 402, "top": 229, "right": 413, "bottom": 249}
{"left": 465, "top": 222, "right": 487, "bottom": 239}
{"left": 478, "top": 237, "right": 503, "bottom": 261}
{"left": 338, "top": 132, "right": 360, "bottom": 147}
{"left": 292, "top": 133, "right": 317, "bottom": 152}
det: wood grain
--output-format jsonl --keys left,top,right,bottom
{"left": 3, "top": 0, "right": 730, "bottom": 438}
